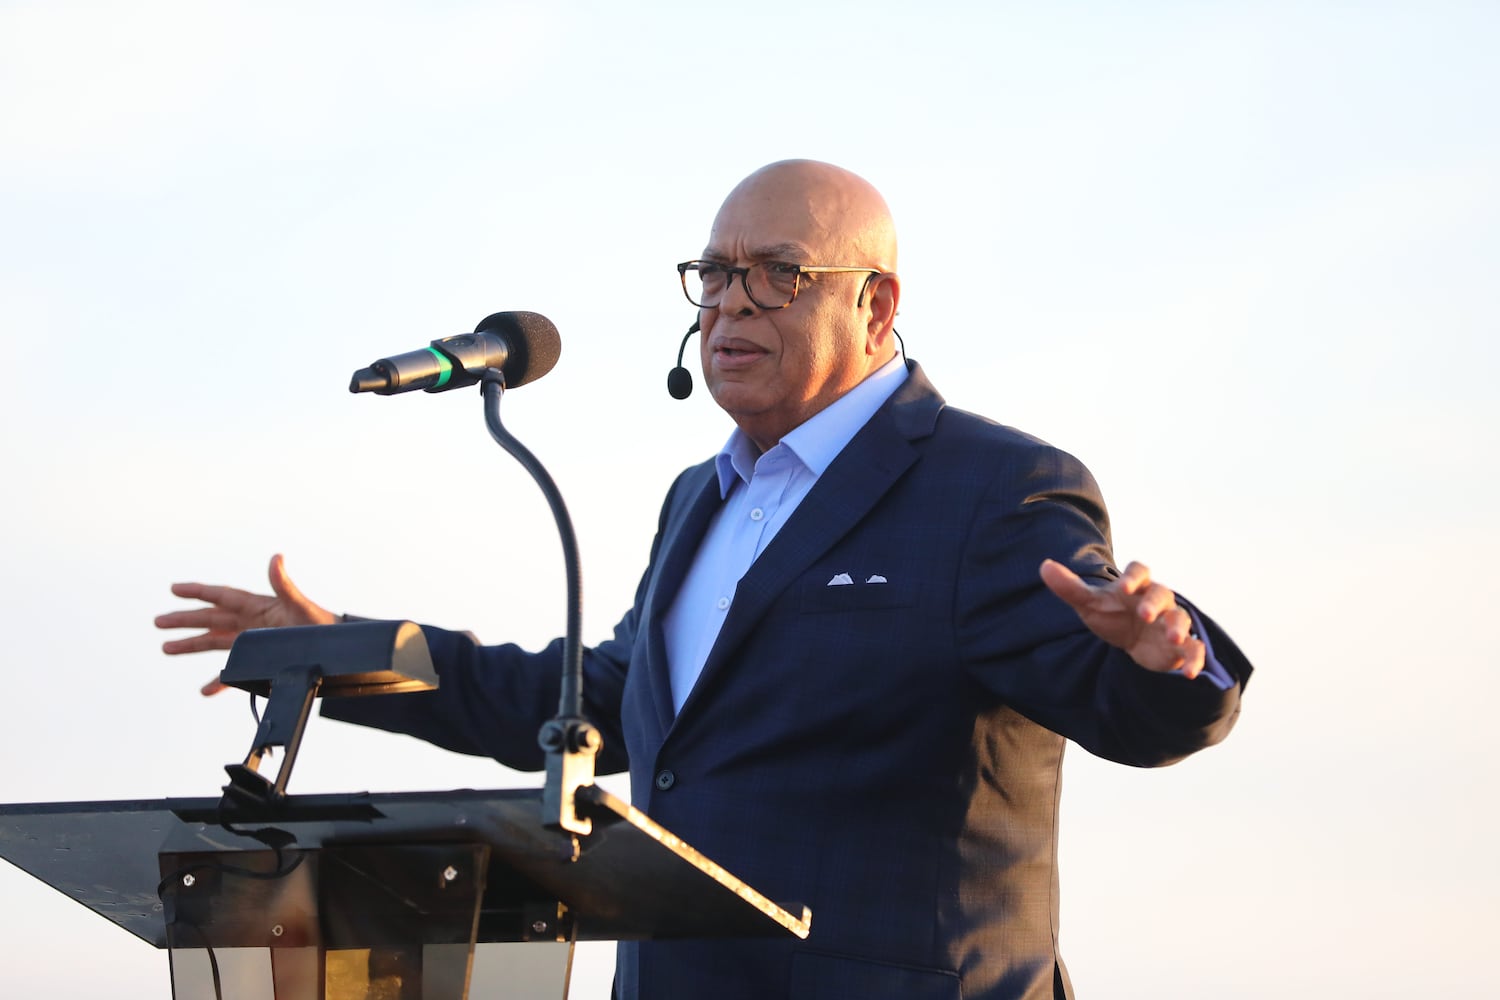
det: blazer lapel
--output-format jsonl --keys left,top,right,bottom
{"left": 642, "top": 464, "right": 722, "bottom": 735}
{"left": 674, "top": 363, "right": 945, "bottom": 724}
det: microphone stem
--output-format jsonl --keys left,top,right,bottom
{"left": 480, "top": 373, "right": 584, "bottom": 722}
{"left": 482, "top": 368, "right": 599, "bottom": 834}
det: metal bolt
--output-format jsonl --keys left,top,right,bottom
{"left": 181, "top": 874, "right": 196, "bottom": 887}
{"left": 531, "top": 920, "right": 548, "bottom": 934}
{"left": 271, "top": 924, "right": 284, "bottom": 938}
{"left": 443, "top": 866, "right": 459, "bottom": 883}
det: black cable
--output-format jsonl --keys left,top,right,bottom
{"left": 155, "top": 846, "right": 307, "bottom": 902}
{"left": 247, "top": 693, "right": 273, "bottom": 759}
{"left": 155, "top": 822, "right": 305, "bottom": 1000}
{"left": 163, "top": 916, "right": 224, "bottom": 1000}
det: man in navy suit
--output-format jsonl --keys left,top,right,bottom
{"left": 158, "top": 160, "right": 1251, "bottom": 999}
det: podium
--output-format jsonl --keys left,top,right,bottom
{"left": 0, "top": 617, "right": 812, "bottom": 997}
{"left": 0, "top": 783, "right": 810, "bottom": 998}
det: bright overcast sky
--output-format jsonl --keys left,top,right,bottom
{"left": 1, "top": 2, "right": 1496, "bottom": 997}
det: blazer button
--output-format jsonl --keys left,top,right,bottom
{"left": 654, "top": 769, "right": 676, "bottom": 791}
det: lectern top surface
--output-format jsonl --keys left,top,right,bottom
{"left": 0, "top": 788, "right": 810, "bottom": 948}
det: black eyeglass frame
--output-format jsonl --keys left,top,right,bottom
{"left": 676, "top": 259, "right": 888, "bottom": 311}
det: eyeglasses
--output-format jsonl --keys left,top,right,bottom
{"left": 676, "top": 259, "right": 885, "bottom": 311}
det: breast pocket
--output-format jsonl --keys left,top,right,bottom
{"left": 799, "top": 573, "right": 918, "bottom": 614}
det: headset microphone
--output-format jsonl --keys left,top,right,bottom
{"left": 667, "top": 319, "right": 700, "bottom": 399}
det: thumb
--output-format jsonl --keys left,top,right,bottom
{"left": 267, "top": 553, "right": 337, "bottom": 625}
{"left": 267, "top": 552, "right": 311, "bottom": 609}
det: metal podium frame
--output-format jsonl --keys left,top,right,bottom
{"left": 0, "top": 784, "right": 810, "bottom": 999}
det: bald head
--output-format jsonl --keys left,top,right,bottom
{"left": 710, "top": 159, "right": 898, "bottom": 271}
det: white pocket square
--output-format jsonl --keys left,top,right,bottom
{"left": 827, "top": 573, "right": 854, "bottom": 586}
{"left": 865, "top": 574, "right": 888, "bottom": 584}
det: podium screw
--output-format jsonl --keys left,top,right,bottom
{"left": 531, "top": 919, "right": 549, "bottom": 934}
{"left": 443, "top": 866, "right": 459, "bottom": 883}
{"left": 181, "top": 874, "right": 196, "bottom": 887}
{"left": 271, "top": 925, "right": 284, "bottom": 938}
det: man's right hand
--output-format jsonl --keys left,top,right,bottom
{"left": 155, "top": 553, "right": 337, "bottom": 694}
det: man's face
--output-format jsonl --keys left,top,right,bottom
{"left": 698, "top": 172, "right": 879, "bottom": 452}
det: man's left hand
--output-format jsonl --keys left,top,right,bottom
{"left": 1039, "top": 559, "right": 1206, "bottom": 678}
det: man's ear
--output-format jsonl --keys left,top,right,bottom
{"left": 865, "top": 272, "right": 902, "bottom": 353}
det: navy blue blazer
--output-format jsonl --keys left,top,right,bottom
{"left": 326, "top": 362, "right": 1251, "bottom": 999}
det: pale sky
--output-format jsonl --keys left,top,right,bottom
{"left": 2, "top": 2, "right": 1496, "bottom": 997}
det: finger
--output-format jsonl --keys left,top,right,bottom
{"left": 1132, "top": 582, "right": 1179, "bottom": 624}
{"left": 1117, "top": 561, "right": 1152, "bottom": 595}
{"left": 1174, "top": 637, "right": 1207, "bottom": 679}
{"left": 1039, "top": 559, "right": 1096, "bottom": 609}
{"left": 1133, "top": 632, "right": 1204, "bottom": 676}
{"left": 154, "top": 608, "right": 248, "bottom": 632}
{"left": 201, "top": 677, "right": 227, "bottom": 696}
{"left": 169, "top": 581, "right": 255, "bottom": 611}
{"left": 155, "top": 608, "right": 220, "bottom": 630}
{"left": 1156, "top": 605, "right": 1194, "bottom": 645}
{"left": 161, "top": 631, "right": 237, "bottom": 655}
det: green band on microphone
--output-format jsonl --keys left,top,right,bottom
{"left": 425, "top": 347, "right": 453, "bottom": 388}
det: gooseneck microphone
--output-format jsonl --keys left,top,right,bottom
{"left": 667, "top": 319, "right": 700, "bottom": 399}
{"left": 350, "top": 310, "right": 562, "bottom": 395}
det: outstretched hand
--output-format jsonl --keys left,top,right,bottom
{"left": 154, "top": 553, "right": 336, "bottom": 694}
{"left": 1039, "top": 559, "right": 1206, "bottom": 678}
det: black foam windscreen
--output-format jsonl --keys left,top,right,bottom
{"left": 475, "top": 310, "right": 561, "bottom": 388}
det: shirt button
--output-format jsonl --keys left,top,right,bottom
{"left": 749, "top": 507, "right": 764, "bottom": 521}
{"left": 716, "top": 596, "right": 730, "bottom": 610}
{"left": 654, "top": 769, "right": 676, "bottom": 791}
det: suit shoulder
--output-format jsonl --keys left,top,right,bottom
{"left": 893, "top": 363, "right": 1061, "bottom": 454}
{"left": 886, "top": 367, "right": 1100, "bottom": 493}
{"left": 931, "top": 404, "right": 1094, "bottom": 477}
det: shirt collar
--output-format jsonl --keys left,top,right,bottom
{"left": 712, "top": 354, "right": 909, "bottom": 497}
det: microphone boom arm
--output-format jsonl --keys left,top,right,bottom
{"left": 480, "top": 368, "right": 600, "bottom": 836}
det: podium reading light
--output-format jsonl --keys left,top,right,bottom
{"left": 217, "top": 620, "right": 437, "bottom": 807}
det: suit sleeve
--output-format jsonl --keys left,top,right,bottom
{"left": 318, "top": 472, "right": 690, "bottom": 775}
{"left": 955, "top": 441, "right": 1253, "bottom": 767}
{"left": 319, "top": 621, "right": 635, "bottom": 774}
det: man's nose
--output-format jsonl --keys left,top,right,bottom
{"left": 718, "top": 268, "right": 759, "bottom": 315}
